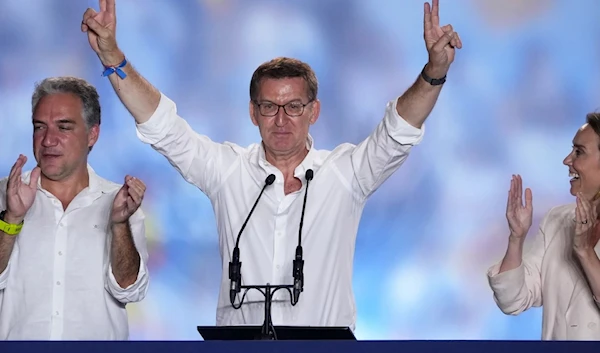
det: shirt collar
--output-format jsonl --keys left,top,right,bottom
{"left": 22, "top": 164, "right": 110, "bottom": 194}
{"left": 257, "top": 134, "right": 317, "bottom": 178}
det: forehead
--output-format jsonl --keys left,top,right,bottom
{"left": 257, "top": 77, "right": 308, "bottom": 101}
{"left": 33, "top": 93, "right": 83, "bottom": 122}
{"left": 574, "top": 124, "right": 600, "bottom": 146}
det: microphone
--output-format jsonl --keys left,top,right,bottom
{"left": 292, "top": 169, "right": 313, "bottom": 304}
{"left": 229, "top": 173, "right": 276, "bottom": 306}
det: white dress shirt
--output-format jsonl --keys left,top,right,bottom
{"left": 136, "top": 93, "right": 424, "bottom": 329}
{"left": 0, "top": 166, "right": 150, "bottom": 340}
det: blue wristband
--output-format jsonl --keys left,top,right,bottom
{"left": 102, "top": 58, "right": 128, "bottom": 79}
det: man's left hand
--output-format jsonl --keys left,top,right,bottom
{"left": 111, "top": 176, "right": 146, "bottom": 225}
{"left": 423, "top": 0, "right": 462, "bottom": 78}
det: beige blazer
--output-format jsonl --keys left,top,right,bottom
{"left": 487, "top": 203, "right": 600, "bottom": 340}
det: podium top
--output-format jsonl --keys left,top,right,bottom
{"left": 197, "top": 325, "right": 356, "bottom": 340}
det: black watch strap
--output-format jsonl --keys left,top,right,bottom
{"left": 420, "top": 65, "right": 446, "bottom": 86}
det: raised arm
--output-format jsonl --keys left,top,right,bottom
{"left": 349, "top": 0, "right": 462, "bottom": 198}
{"left": 572, "top": 194, "right": 600, "bottom": 309}
{"left": 397, "top": 0, "right": 462, "bottom": 129}
{"left": 105, "top": 175, "right": 149, "bottom": 303}
{"left": 81, "top": 0, "right": 159, "bottom": 124}
{"left": 487, "top": 175, "right": 545, "bottom": 315}
{"left": 0, "top": 156, "right": 40, "bottom": 289}
{"left": 80, "top": 0, "right": 238, "bottom": 195}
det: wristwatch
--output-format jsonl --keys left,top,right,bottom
{"left": 0, "top": 210, "right": 23, "bottom": 236}
{"left": 420, "top": 65, "right": 446, "bottom": 86}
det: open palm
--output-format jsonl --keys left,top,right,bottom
{"left": 6, "top": 155, "right": 41, "bottom": 221}
{"left": 506, "top": 174, "right": 533, "bottom": 238}
{"left": 573, "top": 193, "right": 600, "bottom": 252}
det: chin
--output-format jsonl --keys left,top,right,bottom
{"left": 40, "top": 165, "right": 66, "bottom": 181}
{"left": 267, "top": 140, "right": 293, "bottom": 152}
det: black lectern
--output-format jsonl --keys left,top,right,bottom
{"left": 197, "top": 325, "right": 356, "bottom": 340}
{"left": 197, "top": 283, "right": 356, "bottom": 340}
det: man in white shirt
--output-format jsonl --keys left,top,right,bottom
{"left": 0, "top": 76, "right": 150, "bottom": 340}
{"left": 81, "top": 0, "right": 460, "bottom": 330}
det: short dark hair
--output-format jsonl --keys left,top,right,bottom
{"left": 249, "top": 57, "right": 318, "bottom": 102}
{"left": 32, "top": 76, "right": 101, "bottom": 129}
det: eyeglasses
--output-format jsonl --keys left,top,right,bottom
{"left": 253, "top": 100, "right": 313, "bottom": 117}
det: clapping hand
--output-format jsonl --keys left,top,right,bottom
{"left": 573, "top": 192, "right": 600, "bottom": 255}
{"left": 111, "top": 176, "right": 146, "bottom": 225}
{"left": 506, "top": 175, "right": 533, "bottom": 241}
{"left": 5, "top": 155, "right": 41, "bottom": 224}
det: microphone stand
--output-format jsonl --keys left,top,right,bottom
{"left": 235, "top": 282, "right": 296, "bottom": 340}
{"left": 230, "top": 169, "right": 313, "bottom": 340}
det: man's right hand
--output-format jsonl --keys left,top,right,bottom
{"left": 5, "top": 155, "right": 41, "bottom": 225}
{"left": 81, "top": 0, "right": 123, "bottom": 67}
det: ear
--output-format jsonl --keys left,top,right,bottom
{"left": 88, "top": 124, "right": 100, "bottom": 149}
{"left": 309, "top": 99, "right": 321, "bottom": 125}
{"left": 249, "top": 101, "right": 259, "bottom": 127}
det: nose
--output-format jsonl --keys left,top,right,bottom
{"left": 274, "top": 109, "right": 287, "bottom": 127}
{"left": 563, "top": 151, "right": 572, "bottom": 166}
{"left": 41, "top": 129, "right": 59, "bottom": 147}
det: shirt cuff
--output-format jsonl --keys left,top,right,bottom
{"left": 106, "top": 255, "right": 149, "bottom": 303}
{"left": 135, "top": 92, "right": 178, "bottom": 145}
{"left": 384, "top": 97, "right": 425, "bottom": 146}
{"left": 487, "top": 262, "right": 526, "bottom": 297}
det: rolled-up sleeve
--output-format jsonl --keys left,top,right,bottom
{"left": 134, "top": 92, "right": 238, "bottom": 196}
{"left": 486, "top": 213, "right": 550, "bottom": 315}
{"left": 136, "top": 93, "right": 179, "bottom": 145}
{"left": 105, "top": 208, "right": 150, "bottom": 304}
{"left": 350, "top": 97, "right": 425, "bottom": 199}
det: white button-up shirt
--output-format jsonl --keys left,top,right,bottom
{"left": 0, "top": 167, "right": 150, "bottom": 340}
{"left": 136, "top": 93, "right": 423, "bottom": 329}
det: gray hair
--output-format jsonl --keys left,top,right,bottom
{"left": 31, "top": 77, "right": 101, "bottom": 129}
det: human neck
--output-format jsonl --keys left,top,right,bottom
{"left": 41, "top": 167, "right": 90, "bottom": 210}
{"left": 264, "top": 145, "right": 309, "bottom": 177}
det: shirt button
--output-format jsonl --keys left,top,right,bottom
{"left": 55, "top": 311, "right": 59, "bottom": 316}
{"left": 276, "top": 265, "right": 281, "bottom": 270}
{"left": 59, "top": 222, "right": 65, "bottom": 227}
{"left": 56, "top": 281, "right": 61, "bottom": 285}
{"left": 58, "top": 251, "right": 62, "bottom": 256}
{"left": 588, "top": 322, "right": 597, "bottom": 329}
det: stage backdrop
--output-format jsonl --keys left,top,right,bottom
{"left": 1, "top": 0, "right": 599, "bottom": 340}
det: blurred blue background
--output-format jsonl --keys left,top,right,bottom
{"left": 1, "top": 0, "right": 599, "bottom": 340}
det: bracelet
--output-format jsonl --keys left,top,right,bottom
{"left": 420, "top": 65, "right": 446, "bottom": 86}
{"left": 102, "top": 57, "right": 128, "bottom": 79}
{"left": 0, "top": 210, "right": 23, "bottom": 236}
